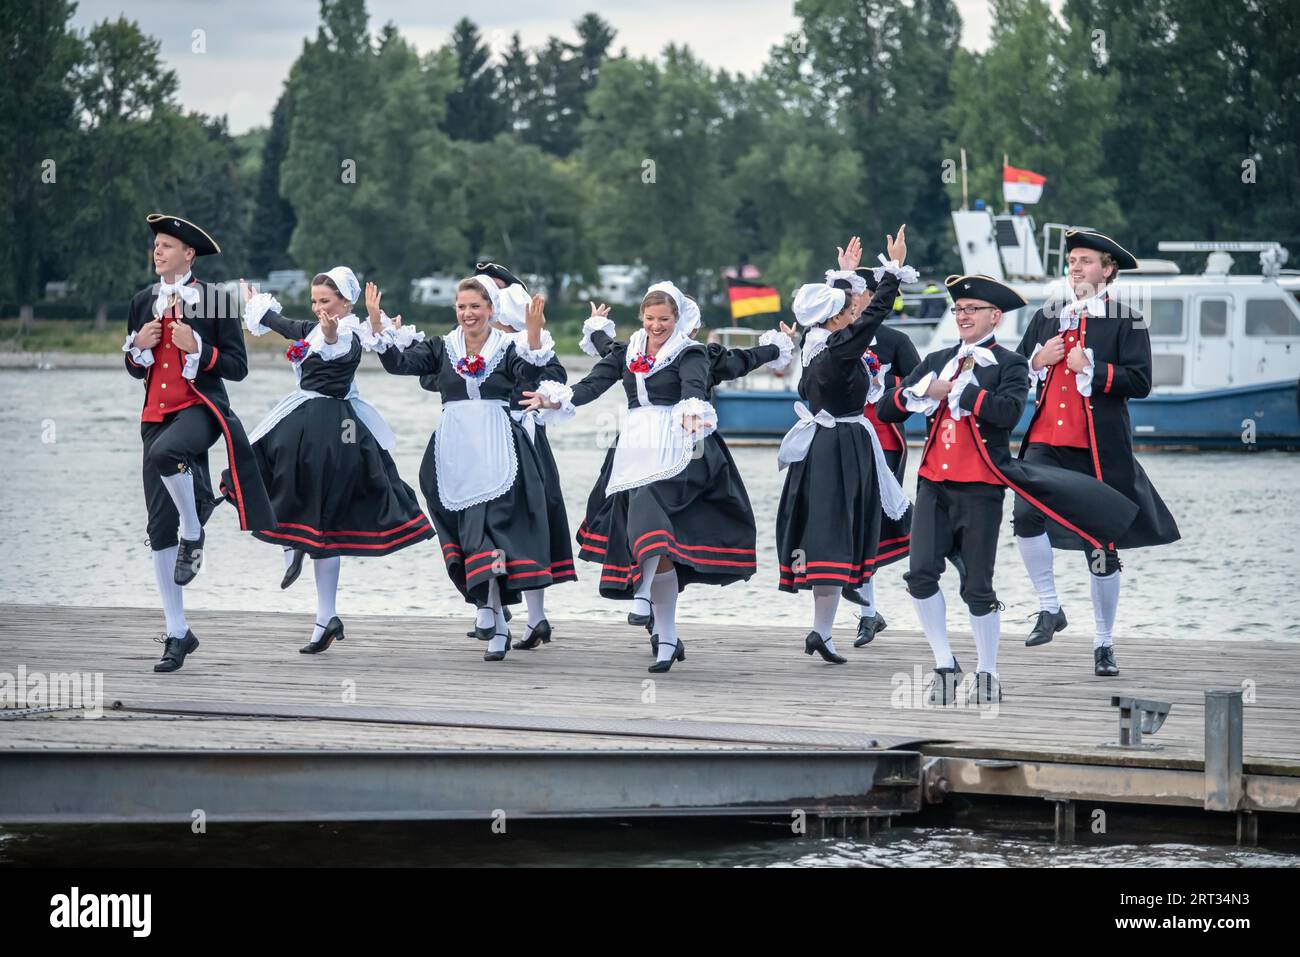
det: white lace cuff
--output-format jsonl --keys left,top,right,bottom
{"left": 534, "top": 380, "right": 576, "bottom": 426}
{"left": 356, "top": 322, "right": 386, "bottom": 352}
{"left": 947, "top": 370, "right": 978, "bottom": 419}
{"left": 181, "top": 332, "right": 203, "bottom": 380}
{"left": 903, "top": 372, "right": 941, "bottom": 415}
{"left": 316, "top": 331, "right": 353, "bottom": 361}
{"left": 372, "top": 313, "right": 425, "bottom": 353}
{"left": 1075, "top": 347, "right": 1096, "bottom": 397}
{"left": 866, "top": 361, "right": 892, "bottom": 404}
{"left": 871, "top": 255, "right": 920, "bottom": 285}
{"left": 1027, "top": 343, "right": 1050, "bottom": 382}
{"left": 243, "top": 293, "right": 282, "bottom": 336}
{"left": 824, "top": 269, "right": 867, "bottom": 295}
{"left": 579, "top": 315, "right": 616, "bottom": 358}
{"left": 122, "top": 332, "right": 154, "bottom": 367}
{"left": 673, "top": 397, "right": 718, "bottom": 439}
{"left": 758, "top": 329, "right": 794, "bottom": 373}
{"left": 516, "top": 329, "right": 556, "bottom": 366}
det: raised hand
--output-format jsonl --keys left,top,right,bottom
{"left": 525, "top": 294, "right": 547, "bottom": 350}
{"left": 590, "top": 301, "right": 611, "bottom": 320}
{"left": 779, "top": 320, "right": 797, "bottom": 339}
{"left": 886, "top": 224, "right": 907, "bottom": 265}
{"left": 837, "top": 235, "right": 863, "bottom": 271}
{"left": 239, "top": 278, "right": 260, "bottom": 303}
{"left": 134, "top": 318, "right": 163, "bottom": 350}
{"left": 319, "top": 312, "right": 340, "bottom": 344}
{"left": 364, "top": 281, "right": 384, "bottom": 332}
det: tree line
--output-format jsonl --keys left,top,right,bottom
{"left": 2, "top": 0, "right": 1295, "bottom": 324}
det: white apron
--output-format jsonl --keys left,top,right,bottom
{"left": 434, "top": 399, "right": 517, "bottom": 511}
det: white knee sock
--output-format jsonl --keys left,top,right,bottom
{"left": 651, "top": 567, "right": 679, "bottom": 662}
{"left": 524, "top": 588, "right": 545, "bottom": 627}
{"left": 912, "top": 591, "right": 953, "bottom": 668}
{"left": 151, "top": 546, "right": 188, "bottom": 638}
{"left": 311, "top": 556, "right": 340, "bottom": 642}
{"left": 487, "top": 578, "right": 509, "bottom": 653}
{"left": 1016, "top": 533, "right": 1060, "bottom": 613}
{"left": 854, "top": 579, "right": 876, "bottom": 617}
{"left": 970, "top": 609, "right": 1001, "bottom": 675}
{"left": 1090, "top": 570, "right": 1121, "bottom": 648}
{"left": 160, "top": 470, "right": 201, "bottom": 541}
{"left": 632, "top": 557, "right": 657, "bottom": 617}
{"left": 812, "top": 585, "right": 840, "bottom": 654}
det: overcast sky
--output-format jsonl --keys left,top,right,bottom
{"left": 74, "top": 1, "right": 1010, "bottom": 134}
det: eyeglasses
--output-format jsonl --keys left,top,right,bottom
{"left": 953, "top": 305, "right": 998, "bottom": 316}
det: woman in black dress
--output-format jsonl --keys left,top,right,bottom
{"left": 521, "top": 282, "right": 763, "bottom": 673}
{"left": 365, "top": 276, "right": 563, "bottom": 661}
{"left": 239, "top": 268, "right": 434, "bottom": 653}
{"left": 775, "top": 230, "right": 914, "bottom": 664}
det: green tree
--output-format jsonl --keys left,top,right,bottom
{"left": 442, "top": 18, "right": 504, "bottom": 142}
{"left": 248, "top": 87, "right": 297, "bottom": 276}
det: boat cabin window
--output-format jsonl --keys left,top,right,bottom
{"left": 1152, "top": 354, "right": 1185, "bottom": 386}
{"left": 1148, "top": 299, "right": 1185, "bottom": 338}
{"left": 1199, "top": 300, "right": 1228, "bottom": 337}
{"left": 1244, "top": 299, "right": 1300, "bottom": 337}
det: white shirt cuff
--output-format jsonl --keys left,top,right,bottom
{"left": 123, "top": 332, "right": 154, "bottom": 367}
{"left": 1075, "top": 347, "right": 1095, "bottom": 397}
{"left": 516, "top": 329, "right": 556, "bottom": 366}
{"left": 181, "top": 332, "right": 202, "bottom": 380}
{"left": 579, "top": 316, "right": 616, "bottom": 358}
{"left": 673, "top": 397, "right": 718, "bottom": 439}
{"left": 903, "top": 372, "right": 941, "bottom": 415}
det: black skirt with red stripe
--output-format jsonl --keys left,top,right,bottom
{"left": 776, "top": 423, "right": 910, "bottom": 592}
{"left": 249, "top": 396, "right": 434, "bottom": 558}
{"left": 576, "top": 433, "right": 757, "bottom": 598}
{"left": 421, "top": 417, "right": 577, "bottom": 606}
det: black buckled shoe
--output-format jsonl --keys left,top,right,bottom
{"left": 153, "top": 630, "right": 200, "bottom": 673}
{"left": 927, "top": 656, "right": 963, "bottom": 706}
{"left": 1026, "top": 607, "right": 1067, "bottom": 647}
{"left": 468, "top": 605, "right": 510, "bottom": 639}
{"left": 804, "top": 631, "right": 847, "bottom": 665}
{"left": 173, "top": 530, "right": 205, "bottom": 586}
{"left": 647, "top": 637, "right": 685, "bottom": 673}
{"left": 967, "top": 671, "right": 1003, "bottom": 704}
{"left": 853, "top": 613, "right": 887, "bottom": 647}
{"left": 281, "top": 549, "right": 306, "bottom": 590}
{"left": 628, "top": 601, "right": 654, "bottom": 633}
{"left": 484, "top": 630, "right": 511, "bottom": 662}
{"left": 513, "top": 619, "right": 553, "bottom": 650}
{"left": 300, "top": 616, "right": 345, "bottom": 654}
{"left": 1094, "top": 645, "right": 1120, "bottom": 676}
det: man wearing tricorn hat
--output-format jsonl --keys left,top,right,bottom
{"left": 1013, "top": 229, "right": 1180, "bottom": 676}
{"left": 122, "top": 213, "right": 275, "bottom": 673}
{"left": 879, "top": 274, "right": 1136, "bottom": 704}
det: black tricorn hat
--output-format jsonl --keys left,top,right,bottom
{"left": 147, "top": 213, "right": 220, "bottom": 256}
{"left": 945, "top": 274, "right": 1028, "bottom": 312}
{"left": 1064, "top": 228, "right": 1138, "bottom": 271}
{"left": 474, "top": 261, "right": 527, "bottom": 290}
{"left": 854, "top": 265, "right": 881, "bottom": 293}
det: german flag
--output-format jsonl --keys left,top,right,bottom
{"left": 727, "top": 277, "right": 780, "bottom": 322}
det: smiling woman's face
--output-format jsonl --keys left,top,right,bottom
{"left": 641, "top": 303, "right": 677, "bottom": 348}
{"left": 310, "top": 284, "right": 347, "bottom": 319}
{"left": 456, "top": 288, "right": 493, "bottom": 335}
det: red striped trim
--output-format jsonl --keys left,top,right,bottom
{"left": 892, "top": 388, "right": 907, "bottom": 414}
{"left": 276, "top": 516, "right": 428, "bottom": 538}
{"left": 261, "top": 520, "right": 432, "bottom": 551}
{"left": 631, "top": 529, "right": 755, "bottom": 555}
{"left": 187, "top": 385, "right": 248, "bottom": 529}
{"left": 1079, "top": 315, "right": 1105, "bottom": 480}
{"left": 577, "top": 526, "right": 609, "bottom": 543}
{"left": 973, "top": 389, "right": 987, "bottom": 417}
{"left": 1103, "top": 362, "right": 1114, "bottom": 394}
{"left": 203, "top": 346, "right": 219, "bottom": 372}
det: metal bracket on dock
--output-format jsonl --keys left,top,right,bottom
{"left": 1104, "top": 695, "right": 1171, "bottom": 749}
{"left": 1204, "top": 689, "right": 1245, "bottom": 814}
{"left": 1048, "top": 798, "right": 1076, "bottom": 846}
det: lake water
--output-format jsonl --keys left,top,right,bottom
{"left": 1, "top": 365, "right": 1298, "bottom": 643}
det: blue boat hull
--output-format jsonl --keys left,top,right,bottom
{"left": 715, "top": 380, "right": 1300, "bottom": 449}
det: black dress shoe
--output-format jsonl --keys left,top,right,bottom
{"left": 1094, "top": 645, "right": 1120, "bottom": 676}
{"left": 174, "top": 529, "right": 205, "bottom": 586}
{"left": 647, "top": 637, "right": 685, "bottom": 673}
{"left": 300, "top": 616, "right": 345, "bottom": 654}
{"left": 650, "top": 633, "right": 659, "bottom": 656}
{"left": 281, "top": 549, "right": 306, "bottom": 589}
{"left": 853, "top": 613, "right": 888, "bottom": 647}
{"left": 628, "top": 601, "right": 654, "bottom": 632}
{"left": 927, "top": 656, "right": 963, "bottom": 706}
{"left": 153, "top": 630, "right": 200, "bottom": 673}
{"left": 514, "top": 619, "right": 553, "bottom": 650}
{"left": 804, "top": 631, "right": 847, "bottom": 664}
{"left": 1026, "top": 607, "right": 1067, "bottom": 646}
{"left": 484, "top": 631, "right": 511, "bottom": 662}
{"left": 468, "top": 604, "right": 510, "bottom": 638}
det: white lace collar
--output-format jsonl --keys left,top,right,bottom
{"left": 801, "top": 326, "right": 832, "bottom": 367}
{"left": 445, "top": 326, "right": 509, "bottom": 384}
{"left": 626, "top": 327, "right": 697, "bottom": 376}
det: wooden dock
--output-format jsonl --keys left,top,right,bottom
{"left": 1, "top": 603, "right": 1297, "bottom": 834}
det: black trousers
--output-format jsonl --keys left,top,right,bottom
{"left": 1012, "top": 442, "right": 1122, "bottom": 575}
{"left": 905, "top": 478, "right": 1004, "bottom": 614}
{"left": 140, "top": 405, "right": 220, "bottom": 551}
